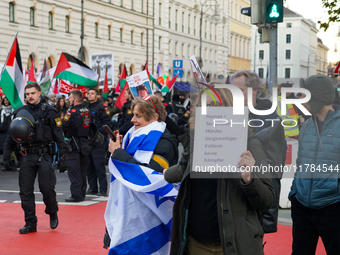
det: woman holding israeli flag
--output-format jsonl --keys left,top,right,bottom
{"left": 165, "top": 87, "right": 275, "bottom": 255}
{"left": 105, "top": 95, "right": 179, "bottom": 255}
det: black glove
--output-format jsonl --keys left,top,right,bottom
{"left": 4, "top": 160, "right": 12, "bottom": 171}
{"left": 59, "top": 155, "right": 67, "bottom": 173}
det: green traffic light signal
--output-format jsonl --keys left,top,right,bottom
{"left": 265, "top": 0, "right": 283, "bottom": 23}
{"left": 337, "top": 87, "right": 340, "bottom": 92}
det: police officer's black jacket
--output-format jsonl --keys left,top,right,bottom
{"left": 117, "top": 100, "right": 133, "bottom": 135}
{"left": 171, "top": 100, "right": 186, "bottom": 118}
{"left": 62, "top": 104, "right": 92, "bottom": 156}
{"left": 88, "top": 100, "right": 111, "bottom": 135}
{"left": 3, "top": 101, "right": 67, "bottom": 161}
{"left": 162, "top": 99, "right": 173, "bottom": 115}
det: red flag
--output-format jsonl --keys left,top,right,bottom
{"left": 27, "top": 58, "right": 36, "bottom": 83}
{"left": 115, "top": 83, "right": 128, "bottom": 109}
{"left": 53, "top": 79, "right": 58, "bottom": 94}
{"left": 114, "top": 64, "right": 127, "bottom": 93}
{"left": 103, "top": 68, "right": 109, "bottom": 97}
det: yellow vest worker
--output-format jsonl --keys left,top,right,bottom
{"left": 276, "top": 96, "right": 300, "bottom": 137}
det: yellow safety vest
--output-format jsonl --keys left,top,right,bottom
{"left": 276, "top": 96, "right": 300, "bottom": 137}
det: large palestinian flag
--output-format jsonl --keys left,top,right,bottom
{"left": 39, "top": 59, "right": 51, "bottom": 93}
{"left": 0, "top": 36, "right": 24, "bottom": 109}
{"left": 54, "top": 52, "right": 98, "bottom": 87}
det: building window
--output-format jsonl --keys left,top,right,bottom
{"left": 131, "top": 0, "right": 134, "bottom": 10}
{"left": 222, "top": 26, "right": 225, "bottom": 43}
{"left": 9, "top": 2, "right": 15, "bottom": 22}
{"left": 188, "top": 14, "right": 190, "bottom": 34}
{"left": 95, "top": 22, "right": 99, "bottom": 38}
{"left": 210, "top": 23, "right": 212, "bottom": 40}
{"left": 182, "top": 43, "right": 185, "bottom": 57}
{"left": 285, "top": 68, "right": 291, "bottom": 78}
{"left": 215, "top": 24, "right": 217, "bottom": 41}
{"left": 48, "top": 12, "right": 54, "bottom": 30}
{"left": 286, "top": 49, "right": 291, "bottom": 60}
{"left": 259, "top": 35, "right": 263, "bottom": 44}
{"left": 65, "top": 16, "right": 70, "bottom": 33}
{"left": 30, "top": 7, "right": 35, "bottom": 26}
{"left": 121, "top": 0, "right": 124, "bottom": 7}
{"left": 131, "top": 30, "right": 134, "bottom": 44}
{"left": 182, "top": 12, "right": 184, "bottom": 32}
{"left": 175, "top": 42, "right": 179, "bottom": 55}
{"left": 205, "top": 20, "right": 207, "bottom": 39}
{"left": 141, "top": 33, "right": 144, "bottom": 46}
{"left": 159, "top": 3, "right": 162, "bottom": 25}
{"left": 259, "top": 50, "right": 264, "bottom": 60}
{"left": 286, "top": 23, "right": 292, "bottom": 28}
{"left": 258, "top": 68, "right": 264, "bottom": 78}
{"left": 194, "top": 16, "right": 196, "bottom": 35}
{"left": 159, "top": 36, "right": 162, "bottom": 50}
{"left": 120, "top": 28, "right": 123, "bottom": 42}
{"left": 141, "top": 0, "right": 144, "bottom": 13}
{"left": 108, "top": 25, "right": 111, "bottom": 40}
{"left": 286, "top": 34, "right": 291, "bottom": 43}
{"left": 169, "top": 7, "right": 171, "bottom": 28}
{"left": 175, "top": 10, "right": 178, "bottom": 30}
{"left": 169, "top": 40, "right": 172, "bottom": 54}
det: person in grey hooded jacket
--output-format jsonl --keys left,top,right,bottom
{"left": 289, "top": 75, "right": 340, "bottom": 255}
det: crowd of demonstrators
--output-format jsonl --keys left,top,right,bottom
{"left": 3, "top": 83, "right": 67, "bottom": 234}
{"left": 289, "top": 75, "right": 340, "bottom": 255}
{"left": 55, "top": 97, "right": 67, "bottom": 118}
{"left": 164, "top": 87, "right": 275, "bottom": 255}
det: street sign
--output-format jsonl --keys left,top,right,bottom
{"left": 173, "top": 60, "right": 183, "bottom": 69}
{"left": 241, "top": 7, "right": 251, "bottom": 17}
{"left": 174, "top": 69, "right": 183, "bottom": 78}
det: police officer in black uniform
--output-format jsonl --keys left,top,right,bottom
{"left": 62, "top": 90, "right": 92, "bottom": 202}
{"left": 3, "top": 83, "right": 67, "bottom": 234}
{"left": 117, "top": 88, "right": 133, "bottom": 136}
{"left": 86, "top": 88, "right": 111, "bottom": 196}
{"left": 171, "top": 94, "right": 186, "bottom": 119}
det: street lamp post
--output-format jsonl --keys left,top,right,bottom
{"left": 78, "top": 0, "right": 85, "bottom": 62}
{"left": 199, "top": 0, "right": 220, "bottom": 68}
{"left": 307, "top": 52, "right": 317, "bottom": 78}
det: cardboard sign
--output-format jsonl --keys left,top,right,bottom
{"left": 126, "top": 70, "right": 152, "bottom": 98}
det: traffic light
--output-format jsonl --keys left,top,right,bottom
{"left": 265, "top": 0, "right": 283, "bottom": 23}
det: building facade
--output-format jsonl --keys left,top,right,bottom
{"left": 1, "top": 0, "right": 234, "bottom": 89}
{"left": 316, "top": 37, "right": 329, "bottom": 76}
{"left": 228, "top": 0, "right": 251, "bottom": 76}
{"left": 251, "top": 7, "right": 321, "bottom": 86}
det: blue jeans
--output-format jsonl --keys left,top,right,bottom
{"left": 291, "top": 196, "right": 340, "bottom": 255}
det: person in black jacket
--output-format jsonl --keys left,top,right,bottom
{"left": 3, "top": 83, "right": 67, "bottom": 234}
{"left": 62, "top": 90, "right": 92, "bottom": 202}
{"left": 117, "top": 88, "right": 133, "bottom": 136}
{"left": 86, "top": 88, "right": 111, "bottom": 196}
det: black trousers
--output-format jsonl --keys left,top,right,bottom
{"left": 291, "top": 197, "right": 340, "bottom": 255}
{"left": 19, "top": 153, "right": 58, "bottom": 226}
{"left": 87, "top": 142, "right": 107, "bottom": 193}
{"left": 67, "top": 150, "right": 88, "bottom": 200}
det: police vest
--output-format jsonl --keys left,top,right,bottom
{"left": 276, "top": 96, "right": 299, "bottom": 137}
{"left": 64, "top": 107, "right": 91, "bottom": 138}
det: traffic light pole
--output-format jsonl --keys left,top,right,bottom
{"left": 269, "top": 23, "right": 277, "bottom": 99}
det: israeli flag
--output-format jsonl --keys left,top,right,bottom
{"left": 105, "top": 122, "right": 178, "bottom": 255}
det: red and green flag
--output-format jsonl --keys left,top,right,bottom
{"left": 114, "top": 64, "right": 127, "bottom": 93}
{"left": 143, "top": 60, "right": 162, "bottom": 90}
{"left": 27, "top": 57, "right": 36, "bottom": 84}
{"left": 161, "top": 75, "right": 177, "bottom": 93}
{"left": 0, "top": 35, "right": 24, "bottom": 109}
{"left": 39, "top": 59, "right": 51, "bottom": 93}
{"left": 54, "top": 52, "right": 98, "bottom": 87}
{"left": 103, "top": 67, "right": 109, "bottom": 98}
{"left": 115, "top": 83, "right": 128, "bottom": 109}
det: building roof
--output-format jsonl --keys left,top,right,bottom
{"left": 283, "top": 7, "right": 302, "bottom": 17}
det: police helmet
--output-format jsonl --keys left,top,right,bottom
{"left": 9, "top": 109, "right": 36, "bottom": 143}
{"left": 168, "top": 113, "right": 179, "bottom": 123}
{"left": 88, "top": 123, "right": 104, "bottom": 146}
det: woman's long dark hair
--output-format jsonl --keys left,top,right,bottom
{"left": 55, "top": 97, "right": 65, "bottom": 111}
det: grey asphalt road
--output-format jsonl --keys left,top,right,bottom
{"left": 0, "top": 155, "right": 109, "bottom": 206}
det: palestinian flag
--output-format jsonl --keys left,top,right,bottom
{"left": 143, "top": 60, "right": 162, "bottom": 90}
{"left": 0, "top": 36, "right": 24, "bottom": 109}
{"left": 27, "top": 57, "right": 36, "bottom": 84}
{"left": 114, "top": 64, "right": 127, "bottom": 93}
{"left": 54, "top": 52, "right": 98, "bottom": 87}
{"left": 161, "top": 75, "right": 177, "bottom": 93}
{"left": 39, "top": 59, "right": 51, "bottom": 93}
{"left": 103, "top": 67, "right": 109, "bottom": 98}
